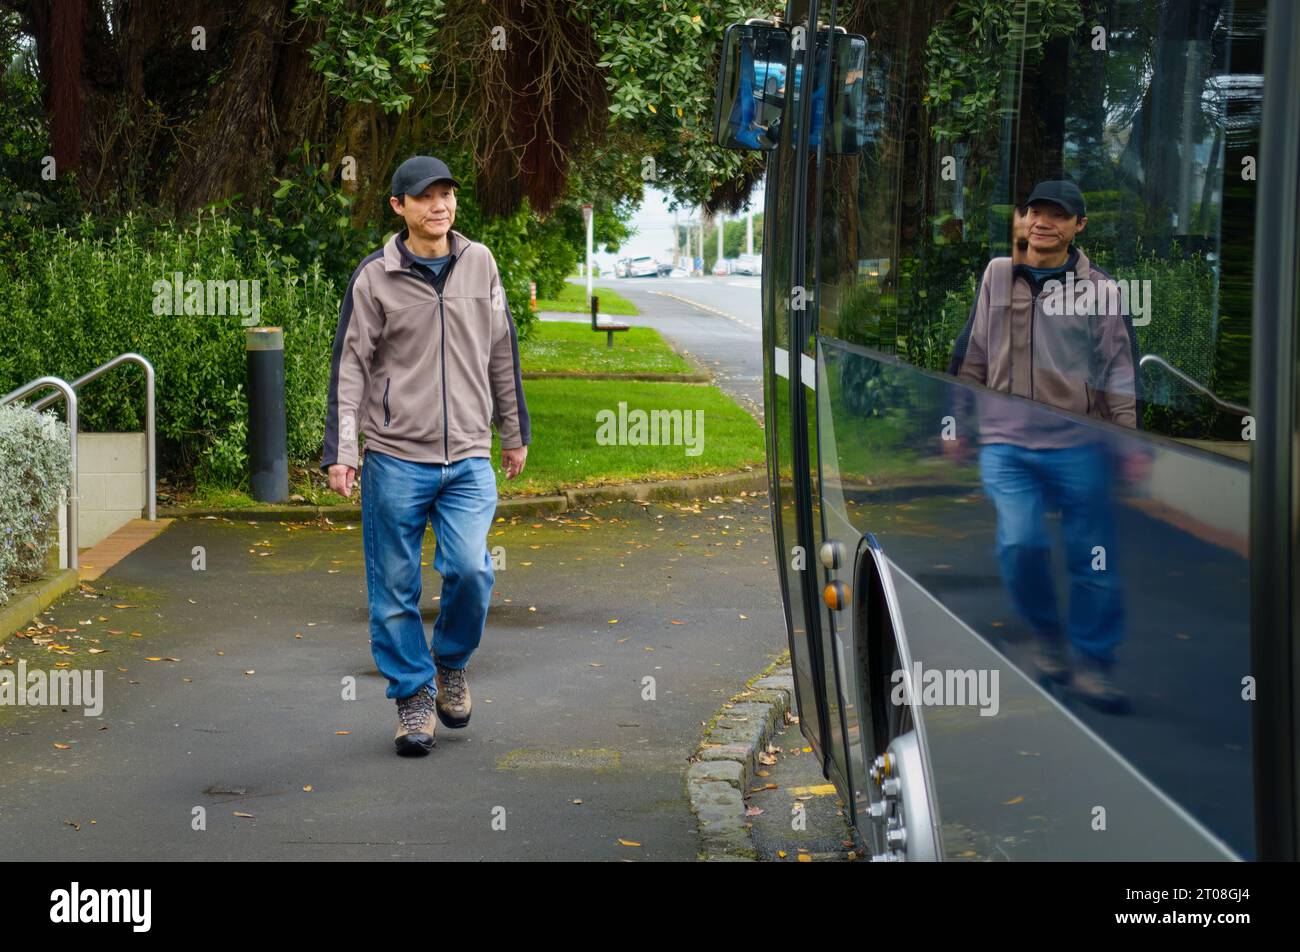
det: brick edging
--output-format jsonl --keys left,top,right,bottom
{"left": 685, "top": 659, "right": 795, "bottom": 862}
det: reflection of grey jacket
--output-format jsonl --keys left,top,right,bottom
{"left": 320, "top": 228, "right": 530, "bottom": 472}
{"left": 949, "top": 248, "right": 1139, "bottom": 448}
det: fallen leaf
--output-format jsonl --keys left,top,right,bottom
{"left": 233, "top": 812, "right": 255, "bottom": 819}
{"left": 617, "top": 839, "right": 641, "bottom": 847}
{"left": 53, "top": 743, "right": 72, "bottom": 750}
{"left": 1003, "top": 795, "right": 1025, "bottom": 806}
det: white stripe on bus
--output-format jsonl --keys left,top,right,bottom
{"left": 773, "top": 346, "right": 817, "bottom": 390}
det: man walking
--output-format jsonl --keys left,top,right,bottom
{"left": 321, "top": 155, "right": 530, "bottom": 756}
{"left": 948, "top": 180, "right": 1145, "bottom": 714}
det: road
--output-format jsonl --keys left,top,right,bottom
{"left": 570, "top": 275, "right": 764, "bottom": 420}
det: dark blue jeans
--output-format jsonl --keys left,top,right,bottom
{"left": 978, "top": 442, "right": 1124, "bottom": 665}
{"left": 361, "top": 451, "right": 498, "bottom": 699}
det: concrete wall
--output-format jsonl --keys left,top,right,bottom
{"left": 76, "top": 433, "right": 147, "bottom": 550}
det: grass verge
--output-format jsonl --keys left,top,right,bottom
{"left": 534, "top": 283, "right": 639, "bottom": 316}
{"left": 520, "top": 321, "right": 694, "bottom": 375}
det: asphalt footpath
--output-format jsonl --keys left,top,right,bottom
{"left": 0, "top": 497, "right": 786, "bottom": 861}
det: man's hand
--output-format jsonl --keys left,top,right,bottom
{"left": 328, "top": 463, "right": 356, "bottom": 498}
{"left": 1120, "top": 451, "right": 1153, "bottom": 485}
{"left": 941, "top": 436, "right": 974, "bottom": 463}
{"left": 501, "top": 445, "right": 528, "bottom": 480}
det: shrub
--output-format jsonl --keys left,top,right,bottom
{"left": 0, "top": 403, "right": 70, "bottom": 604}
{"left": 0, "top": 211, "right": 342, "bottom": 491}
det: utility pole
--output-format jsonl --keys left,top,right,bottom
{"left": 697, "top": 211, "right": 704, "bottom": 276}
{"left": 583, "top": 203, "right": 593, "bottom": 303}
{"left": 746, "top": 209, "right": 754, "bottom": 255}
{"left": 673, "top": 208, "right": 680, "bottom": 268}
{"left": 716, "top": 212, "right": 725, "bottom": 273}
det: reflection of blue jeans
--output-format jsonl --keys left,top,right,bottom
{"left": 361, "top": 451, "right": 498, "bottom": 699}
{"left": 978, "top": 442, "right": 1124, "bottom": 664}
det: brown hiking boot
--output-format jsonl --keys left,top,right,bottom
{"left": 1027, "top": 635, "right": 1070, "bottom": 684}
{"left": 394, "top": 685, "right": 437, "bottom": 756}
{"left": 1071, "top": 659, "right": 1131, "bottom": 715}
{"left": 434, "top": 662, "right": 471, "bottom": 729}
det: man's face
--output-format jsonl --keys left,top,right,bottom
{"left": 391, "top": 182, "right": 457, "bottom": 241}
{"left": 1025, "top": 200, "right": 1085, "bottom": 254}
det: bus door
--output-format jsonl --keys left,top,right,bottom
{"left": 713, "top": 3, "right": 871, "bottom": 798}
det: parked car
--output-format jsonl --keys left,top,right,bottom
{"left": 712, "top": 259, "right": 732, "bottom": 276}
{"left": 733, "top": 253, "right": 763, "bottom": 276}
{"left": 614, "top": 258, "right": 630, "bottom": 278}
{"left": 627, "top": 256, "right": 659, "bottom": 277}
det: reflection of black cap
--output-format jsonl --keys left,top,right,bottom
{"left": 1026, "top": 179, "right": 1086, "bottom": 218}
{"left": 391, "top": 155, "right": 461, "bottom": 198}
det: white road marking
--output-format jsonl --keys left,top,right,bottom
{"left": 649, "top": 290, "right": 759, "bottom": 334}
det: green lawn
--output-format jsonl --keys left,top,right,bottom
{"left": 519, "top": 321, "right": 694, "bottom": 376}
{"left": 185, "top": 379, "right": 763, "bottom": 508}
{"left": 534, "top": 282, "right": 639, "bottom": 316}
{"left": 491, "top": 378, "right": 764, "bottom": 495}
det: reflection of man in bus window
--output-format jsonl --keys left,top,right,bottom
{"left": 947, "top": 180, "right": 1146, "bottom": 714}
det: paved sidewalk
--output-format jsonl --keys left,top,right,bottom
{"left": 0, "top": 497, "right": 786, "bottom": 861}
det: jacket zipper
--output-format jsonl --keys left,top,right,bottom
{"left": 396, "top": 244, "right": 459, "bottom": 464}
{"left": 383, "top": 376, "right": 391, "bottom": 426}
{"left": 439, "top": 292, "right": 449, "bottom": 463}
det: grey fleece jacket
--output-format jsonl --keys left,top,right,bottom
{"left": 321, "top": 228, "right": 531, "bottom": 472}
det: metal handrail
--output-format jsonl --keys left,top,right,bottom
{"left": 0, "top": 377, "right": 78, "bottom": 570}
{"left": 1139, "top": 353, "right": 1251, "bottom": 417}
{"left": 27, "top": 353, "right": 156, "bottom": 520}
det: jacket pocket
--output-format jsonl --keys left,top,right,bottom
{"left": 383, "top": 376, "right": 391, "bottom": 427}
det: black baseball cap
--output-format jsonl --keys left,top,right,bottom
{"left": 1026, "top": 179, "right": 1086, "bottom": 218}
{"left": 391, "top": 155, "right": 461, "bottom": 198}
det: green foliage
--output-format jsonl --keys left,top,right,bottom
{"left": 924, "top": 0, "right": 1084, "bottom": 144}
{"left": 0, "top": 24, "right": 84, "bottom": 244}
{"left": 293, "top": 0, "right": 448, "bottom": 113}
{"left": 0, "top": 212, "right": 343, "bottom": 492}
{"left": 0, "top": 405, "right": 70, "bottom": 602}
{"left": 581, "top": 0, "right": 766, "bottom": 209}
{"left": 238, "top": 141, "right": 385, "bottom": 283}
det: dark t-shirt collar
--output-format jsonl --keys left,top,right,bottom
{"left": 1014, "top": 245, "right": 1078, "bottom": 294}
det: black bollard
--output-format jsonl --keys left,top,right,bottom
{"left": 246, "top": 326, "right": 288, "bottom": 502}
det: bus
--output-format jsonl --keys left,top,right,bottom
{"left": 713, "top": 0, "right": 1298, "bottom": 861}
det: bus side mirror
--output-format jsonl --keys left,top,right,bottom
{"left": 712, "top": 23, "right": 791, "bottom": 151}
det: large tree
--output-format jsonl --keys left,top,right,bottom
{"left": 2, "top": 0, "right": 765, "bottom": 224}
